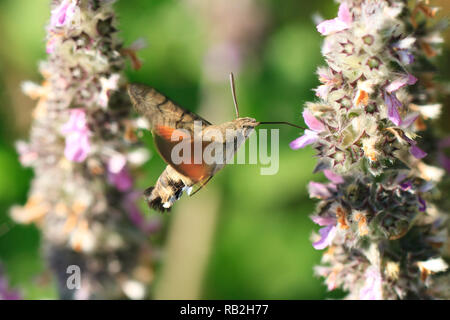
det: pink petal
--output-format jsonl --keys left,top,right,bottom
{"left": 324, "top": 169, "right": 344, "bottom": 184}
{"left": 62, "top": 109, "right": 88, "bottom": 133}
{"left": 316, "top": 3, "right": 352, "bottom": 36}
{"left": 313, "top": 225, "right": 337, "bottom": 250}
{"left": 311, "top": 215, "right": 336, "bottom": 226}
{"left": 50, "top": 0, "right": 77, "bottom": 28}
{"left": 315, "top": 85, "right": 329, "bottom": 99}
{"left": 308, "top": 181, "right": 332, "bottom": 199}
{"left": 337, "top": 2, "right": 352, "bottom": 25}
{"left": 407, "top": 74, "right": 418, "bottom": 85}
{"left": 384, "top": 92, "right": 402, "bottom": 126}
{"left": 398, "top": 51, "right": 414, "bottom": 65}
{"left": 289, "top": 130, "right": 319, "bottom": 149}
{"left": 303, "top": 109, "right": 325, "bottom": 132}
{"left": 386, "top": 78, "right": 407, "bottom": 93}
{"left": 64, "top": 131, "right": 90, "bottom": 162}
{"left": 386, "top": 74, "right": 418, "bottom": 93}
{"left": 318, "top": 70, "right": 331, "bottom": 82}
{"left": 410, "top": 145, "right": 427, "bottom": 159}
{"left": 317, "top": 18, "right": 350, "bottom": 36}
{"left": 51, "top": 1, "right": 70, "bottom": 27}
{"left": 388, "top": 104, "right": 402, "bottom": 126}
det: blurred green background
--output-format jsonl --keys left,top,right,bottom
{"left": 0, "top": 0, "right": 448, "bottom": 300}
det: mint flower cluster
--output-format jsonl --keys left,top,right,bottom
{"left": 292, "top": 0, "right": 449, "bottom": 299}
{"left": 11, "top": 0, "right": 158, "bottom": 299}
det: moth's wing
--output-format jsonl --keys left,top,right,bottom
{"left": 128, "top": 83, "right": 216, "bottom": 182}
{"left": 157, "top": 123, "right": 240, "bottom": 183}
{"left": 128, "top": 83, "right": 211, "bottom": 133}
{"left": 152, "top": 125, "right": 218, "bottom": 183}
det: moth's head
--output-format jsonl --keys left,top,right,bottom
{"left": 234, "top": 117, "right": 259, "bottom": 138}
{"left": 127, "top": 83, "right": 151, "bottom": 110}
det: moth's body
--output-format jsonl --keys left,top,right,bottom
{"left": 128, "top": 83, "right": 258, "bottom": 211}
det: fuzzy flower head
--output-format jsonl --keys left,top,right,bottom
{"left": 13, "top": 0, "right": 159, "bottom": 299}
{"left": 291, "top": 0, "right": 426, "bottom": 174}
{"left": 299, "top": 0, "right": 446, "bottom": 301}
{"left": 309, "top": 172, "right": 430, "bottom": 244}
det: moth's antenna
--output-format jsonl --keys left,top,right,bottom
{"left": 229, "top": 72, "right": 240, "bottom": 118}
{"left": 259, "top": 121, "right": 306, "bottom": 130}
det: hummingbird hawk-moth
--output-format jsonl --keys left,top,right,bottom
{"left": 128, "top": 74, "right": 303, "bottom": 212}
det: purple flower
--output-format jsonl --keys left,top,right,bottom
{"left": 384, "top": 74, "right": 418, "bottom": 126}
{"left": 386, "top": 74, "right": 417, "bottom": 93}
{"left": 123, "top": 192, "right": 161, "bottom": 234}
{"left": 290, "top": 109, "right": 325, "bottom": 149}
{"left": 62, "top": 108, "right": 88, "bottom": 132}
{"left": 401, "top": 134, "right": 427, "bottom": 160}
{"left": 317, "top": 3, "right": 352, "bottom": 36}
{"left": 64, "top": 131, "right": 90, "bottom": 162}
{"left": 410, "top": 144, "right": 427, "bottom": 159}
{"left": 397, "top": 50, "right": 415, "bottom": 65}
{"left": 308, "top": 182, "right": 332, "bottom": 199}
{"left": 324, "top": 169, "right": 344, "bottom": 184}
{"left": 311, "top": 216, "right": 337, "bottom": 250}
{"left": 61, "top": 109, "right": 90, "bottom": 162}
{"left": 384, "top": 91, "right": 402, "bottom": 126}
{"left": 359, "top": 267, "right": 383, "bottom": 300}
{"left": 303, "top": 109, "right": 325, "bottom": 132}
{"left": 290, "top": 130, "right": 319, "bottom": 149}
{"left": 107, "top": 155, "right": 133, "bottom": 192}
{"left": 50, "top": 0, "right": 77, "bottom": 28}
{"left": 108, "top": 167, "right": 133, "bottom": 192}
{"left": 393, "top": 38, "right": 415, "bottom": 65}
